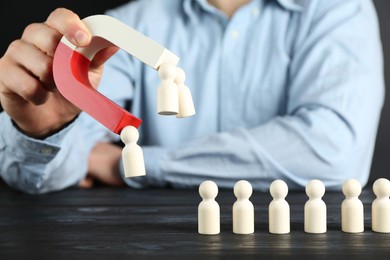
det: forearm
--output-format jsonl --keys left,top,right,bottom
{"left": 137, "top": 103, "right": 379, "bottom": 191}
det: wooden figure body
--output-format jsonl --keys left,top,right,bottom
{"left": 233, "top": 180, "right": 254, "bottom": 234}
{"left": 269, "top": 180, "right": 290, "bottom": 234}
{"left": 341, "top": 179, "right": 364, "bottom": 233}
{"left": 198, "top": 180, "right": 220, "bottom": 235}
{"left": 372, "top": 178, "right": 390, "bottom": 233}
{"left": 120, "top": 126, "right": 145, "bottom": 177}
{"left": 304, "top": 180, "right": 327, "bottom": 234}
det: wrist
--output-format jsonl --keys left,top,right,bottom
{"left": 12, "top": 115, "right": 78, "bottom": 139}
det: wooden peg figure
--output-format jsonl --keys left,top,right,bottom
{"left": 157, "top": 63, "right": 179, "bottom": 115}
{"left": 198, "top": 180, "right": 220, "bottom": 235}
{"left": 372, "top": 178, "right": 390, "bottom": 233}
{"left": 233, "top": 180, "right": 254, "bottom": 234}
{"left": 304, "top": 179, "right": 327, "bottom": 234}
{"left": 341, "top": 179, "right": 364, "bottom": 233}
{"left": 120, "top": 126, "right": 146, "bottom": 178}
{"left": 269, "top": 180, "right": 290, "bottom": 234}
{"left": 174, "top": 67, "right": 196, "bottom": 118}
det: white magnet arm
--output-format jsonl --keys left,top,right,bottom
{"left": 61, "top": 15, "right": 179, "bottom": 68}
{"left": 61, "top": 15, "right": 194, "bottom": 118}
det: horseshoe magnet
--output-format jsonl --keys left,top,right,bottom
{"left": 53, "top": 15, "right": 195, "bottom": 177}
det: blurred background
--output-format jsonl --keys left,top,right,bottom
{"left": 0, "top": 0, "right": 389, "bottom": 184}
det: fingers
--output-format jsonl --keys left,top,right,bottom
{"left": 7, "top": 39, "right": 54, "bottom": 89}
{"left": 21, "top": 23, "right": 61, "bottom": 57}
{"left": 88, "top": 142, "right": 126, "bottom": 187}
{"left": 79, "top": 175, "right": 95, "bottom": 189}
{"left": 45, "top": 8, "right": 91, "bottom": 47}
{"left": 0, "top": 8, "right": 91, "bottom": 106}
{"left": 0, "top": 8, "right": 96, "bottom": 137}
{"left": 22, "top": 8, "right": 91, "bottom": 57}
{"left": 0, "top": 60, "right": 49, "bottom": 105}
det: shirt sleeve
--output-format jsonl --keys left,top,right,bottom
{"left": 132, "top": 0, "right": 384, "bottom": 191}
{"left": 0, "top": 112, "right": 84, "bottom": 194}
{"left": 0, "top": 111, "right": 125, "bottom": 194}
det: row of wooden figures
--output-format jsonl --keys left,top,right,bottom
{"left": 198, "top": 178, "right": 390, "bottom": 235}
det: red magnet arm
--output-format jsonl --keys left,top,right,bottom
{"left": 53, "top": 40, "right": 141, "bottom": 134}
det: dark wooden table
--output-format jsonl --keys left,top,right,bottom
{"left": 0, "top": 181, "right": 389, "bottom": 259}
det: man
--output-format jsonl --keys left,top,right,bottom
{"left": 0, "top": 0, "right": 384, "bottom": 194}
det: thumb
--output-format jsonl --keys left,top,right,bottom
{"left": 46, "top": 8, "right": 92, "bottom": 47}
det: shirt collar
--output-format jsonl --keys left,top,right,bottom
{"left": 183, "top": 0, "right": 302, "bottom": 20}
{"left": 183, "top": 0, "right": 221, "bottom": 21}
{"left": 276, "top": 0, "right": 303, "bottom": 11}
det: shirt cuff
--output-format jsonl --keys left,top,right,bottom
{"left": 0, "top": 112, "right": 75, "bottom": 163}
{"left": 120, "top": 146, "right": 167, "bottom": 188}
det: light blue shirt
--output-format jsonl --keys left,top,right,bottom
{"left": 0, "top": 0, "right": 384, "bottom": 194}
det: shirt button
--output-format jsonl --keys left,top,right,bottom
{"left": 252, "top": 8, "right": 260, "bottom": 17}
{"left": 231, "top": 30, "right": 239, "bottom": 39}
{"left": 39, "top": 147, "right": 53, "bottom": 155}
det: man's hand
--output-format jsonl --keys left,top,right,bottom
{"left": 80, "top": 142, "right": 125, "bottom": 188}
{"left": 0, "top": 8, "right": 117, "bottom": 138}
